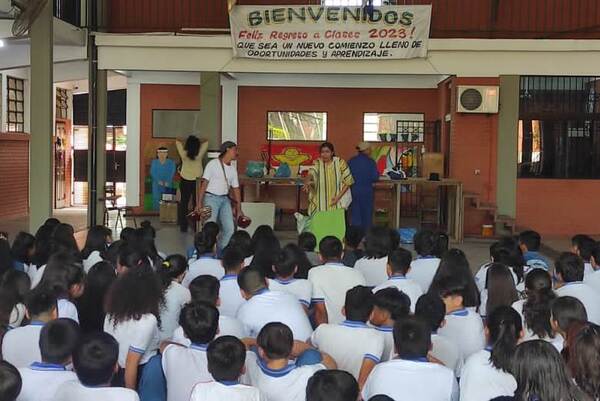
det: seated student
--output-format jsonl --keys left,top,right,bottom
{"left": 183, "top": 229, "right": 224, "bottom": 287}
{"left": 162, "top": 302, "right": 218, "bottom": 401}
{"left": 246, "top": 322, "right": 336, "bottom": 401}
{"left": 115, "top": 245, "right": 151, "bottom": 276}
{"left": 459, "top": 306, "right": 521, "bottom": 401}
{"left": 81, "top": 225, "right": 111, "bottom": 273}
{"left": 406, "top": 229, "right": 446, "bottom": 292}
{"left": 219, "top": 245, "right": 247, "bottom": 318}
{"left": 190, "top": 336, "right": 262, "bottom": 401}
{"left": 554, "top": 252, "right": 600, "bottom": 324}
{"left": 354, "top": 226, "right": 393, "bottom": 287}
{"left": 228, "top": 230, "right": 254, "bottom": 267}
{"left": 268, "top": 244, "right": 312, "bottom": 311}
{"left": 310, "top": 285, "right": 384, "bottom": 387}
{"left": 362, "top": 316, "right": 458, "bottom": 401}
{"left": 52, "top": 332, "right": 139, "bottom": 401}
{"left": 341, "top": 226, "right": 365, "bottom": 268}
{"left": 571, "top": 234, "right": 597, "bottom": 277}
{"left": 550, "top": 296, "right": 588, "bottom": 352}
{"left": 475, "top": 238, "right": 524, "bottom": 293}
{"left": 17, "top": 319, "right": 80, "bottom": 401}
{"left": 306, "top": 370, "right": 359, "bottom": 401}
{"left": 237, "top": 269, "right": 313, "bottom": 341}
{"left": 0, "top": 361, "right": 22, "bottom": 401}
{"left": 585, "top": 241, "right": 600, "bottom": 292}
{"left": 2, "top": 288, "right": 57, "bottom": 368}
{"left": 76, "top": 261, "right": 117, "bottom": 335}
{"left": 156, "top": 255, "right": 191, "bottom": 342}
{"left": 436, "top": 275, "right": 486, "bottom": 360}
{"left": 188, "top": 222, "right": 220, "bottom": 261}
{"left": 566, "top": 322, "right": 600, "bottom": 401}
{"left": 38, "top": 256, "right": 85, "bottom": 323}
{"left": 10, "top": 231, "right": 36, "bottom": 275}
{"left": 1, "top": 270, "right": 31, "bottom": 329}
{"left": 299, "top": 232, "right": 320, "bottom": 267}
{"left": 415, "top": 293, "right": 463, "bottom": 377}
{"left": 308, "top": 236, "right": 366, "bottom": 325}
{"left": 518, "top": 230, "right": 550, "bottom": 273}
{"left": 369, "top": 287, "right": 410, "bottom": 361}
{"left": 373, "top": 248, "right": 423, "bottom": 313}
{"left": 479, "top": 263, "right": 520, "bottom": 318}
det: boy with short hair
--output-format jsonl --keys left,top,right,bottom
{"left": 308, "top": 236, "right": 366, "bottom": 325}
{"left": 17, "top": 318, "right": 80, "bottom": 401}
{"left": 362, "top": 316, "right": 458, "bottom": 401}
{"left": 550, "top": 296, "right": 588, "bottom": 352}
{"left": 299, "top": 232, "right": 320, "bottom": 267}
{"left": 518, "top": 230, "right": 550, "bottom": 273}
{"left": 219, "top": 245, "right": 247, "bottom": 317}
{"left": 0, "top": 361, "right": 22, "bottom": 401}
{"left": 2, "top": 288, "right": 57, "bottom": 368}
{"left": 268, "top": 245, "right": 312, "bottom": 311}
{"left": 369, "top": 287, "right": 411, "bottom": 361}
{"left": 306, "top": 370, "right": 359, "bottom": 401}
{"left": 406, "top": 230, "right": 445, "bottom": 292}
{"left": 584, "top": 242, "right": 600, "bottom": 292}
{"left": 554, "top": 252, "right": 600, "bottom": 324}
{"left": 342, "top": 226, "right": 365, "bottom": 268}
{"left": 310, "top": 285, "right": 384, "bottom": 387}
{"left": 190, "top": 336, "right": 262, "bottom": 401}
{"left": 571, "top": 234, "right": 596, "bottom": 277}
{"left": 52, "top": 332, "right": 139, "bottom": 401}
{"left": 373, "top": 248, "right": 423, "bottom": 312}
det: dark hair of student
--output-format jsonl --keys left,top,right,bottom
{"left": 592, "top": 242, "right": 600, "bottom": 265}
{"left": 388, "top": 247, "right": 412, "bottom": 275}
{"left": 518, "top": 230, "right": 542, "bottom": 251}
{"left": 567, "top": 323, "right": 600, "bottom": 400}
{"left": 490, "top": 237, "right": 525, "bottom": 284}
{"left": 434, "top": 273, "right": 470, "bottom": 300}
{"left": 44, "top": 218, "right": 61, "bottom": 228}
{"left": 298, "top": 232, "right": 317, "bottom": 252}
{"left": 286, "top": 243, "right": 313, "bottom": 279}
{"left": 373, "top": 287, "right": 411, "bottom": 321}
{"left": 389, "top": 228, "right": 400, "bottom": 251}
{"left": 81, "top": 225, "right": 111, "bottom": 259}
{"left": 486, "top": 306, "right": 522, "bottom": 372}
{"left": 511, "top": 340, "right": 587, "bottom": 401}
{"left": 274, "top": 244, "right": 299, "bottom": 278}
{"left": 157, "top": 254, "right": 188, "bottom": 290}
{"left": 179, "top": 301, "right": 219, "bottom": 344}
{"left": 485, "top": 263, "right": 519, "bottom": 316}
{"left": 76, "top": 261, "right": 116, "bottom": 334}
{"left": 227, "top": 230, "right": 253, "bottom": 258}
{"left": 103, "top": 240, "right": 123, "bottom": 267}
{"left": 522, "top": 268, "right": 556, "bottom": 339}
{"left": 38, "top": 256, "right": 84, "bottom": 299}
{"left": 189, "top": 275, "right": 220, "bottom": 305}
{"left": 367, "top": 396, "right": 394, "bottom": 401}
{"left": 194, "top": 229, "right": 218, "bottom": 257}
{"left": 0, "top": 239, "right": 13, "bottom": 277}
{"left": 184, "top": 135, "right": 201, "bottom": 160}
{"left": 319, "top": 236, "right": 344, "bottom": 260}
{"left": 105, "top": 265, "right": 164, "bottom": 328}
{"left": 25, "top": 287, "right": 57, "bottom": 317}
{"left": 555, "top": 252, "right": 585, "bottom": 283}
{"left": 345, "top": 285, "right": 374, "bottom": 322}
{"left": 119, "top": 227, "right": 135, "bottom": 242}
{"left": 345, "top": 226, "right": 365, "bottom": 249}
{"left": 429, "top": 249, "right": 480, "bottom": 308}
{"left": 257, "top": 322, "right": 294, "bottom": 360}
{"left": 393, "top": 316, "right": 431, "bottom": 360}
{"left": 571, "top": 234, "right": 595, "bottom": 262}
{"left": 10, "top": 231, "right": 35, "bottom": 264}
{"left": 251, "top": 225, "right": 275, "bottom": 249}
{"left": 134, "top": 221, "right": 162, "bottom": 265}
{"left": 207, "top": 335, "right": 247, "bottom": 382}
{"left": 39, "top": 318, "right": 81, "bottom": 364}
{"left": 364, "top": 226, "right": 392, "bottom": 259}
{"left": 306, "top": 369, "right": 359, "bottom": 401}
{"left": 72, "top": 332, "right": 119, "bottom": 386}
{"left": 413, "top": 229, "right": 448, "bottom": 258}
{"left": 249, "top": 234, "right": 281, "bottom": 279}
{"left": 221, "top": 245, "right": 245, "bottom": 273}
{"left": 0, "top": 270, "right": 30, "bottom": 326}
{"left": 551, "top": 296, "right": 588, "bottom": 333}
{"left": 415, "top": 292, "right": 445, "bottom": 332}
{"left": 51, "top": 223, "right": 80, "bottom": 257}
{"left": 117, "top": 244, "right": 150, "bottom": 271}
{"left": 31, "top": 225, "right": 53, "bottom": 267}
{"left": 0, "top": 361, "right": 22, "bottom": 401}
{"left": 237, "top": 268, "right": 267, "bottom": 295}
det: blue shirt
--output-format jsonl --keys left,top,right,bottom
{"left": 523, "top": 251, "right": 550, "bottom": 273}
{"left": 348, "top": 153, "right": 379, "bottom": 188}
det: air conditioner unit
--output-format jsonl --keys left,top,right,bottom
{"left": 457, "top": 86, "right": 499, "bottom": 113}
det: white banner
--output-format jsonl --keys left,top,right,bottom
{"left": 229, "top": 5, "right": 432, "bottom": 60}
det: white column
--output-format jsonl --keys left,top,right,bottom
{"left": 125, "top": 81, "right": 141, "bottom": 206}
{"left": 221, "top": 78, "right": 238, "bottom": 143}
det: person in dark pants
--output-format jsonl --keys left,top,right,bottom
{"left": 175, "top": 135, "right": 208, "bottom": 232}
{"left": 348, "top": 142, "right": 380, "bottom": 230}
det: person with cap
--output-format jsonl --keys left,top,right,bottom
{"left": 150, "top": 146, "right": 177, "bottom": 211}
{"left": 197, "top": 141, "right": 245, "bottom": 249}
{"left": 347, "top": 142, "right": 380, "bottom": 230}
{"left": 176, "top": 135, "right": 209, "bottom": 232}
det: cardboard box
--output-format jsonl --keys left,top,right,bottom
{"left": 159, "top": 201, "right": 178, "bottom": 223}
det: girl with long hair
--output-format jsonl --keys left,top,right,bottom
{"left": 354, "top": 226, "right": 393, "bottom": 287}
{"left": 227, "top": 230, "right": 253, "bottom": 266}
{"left": 81, "top": 225, "right": 112, "bottom": 272}
{"left": 75, "top": 261, "right": 116, "bottom": 333}
{"left": 428, "top": 248, "right": 481, "bottom": 310}
{"left": 156, "top": 254, "right": 190, "bottom": 341}
{"left": 0, "top": 270, "right": 31, "bottom": 328}
{"left": 50, "top": 223, "right": 80, "bottom": 257}
{"left": 567, "top": 323, "right": 600, "bottom": 400}
{"left": 38, "top": 255, "right": 85, "bottom": 322}
{"left": 10, "top": 231, "right": 35, "bottom": 273}
{"left": 480, "top": 263, "right": 520, "bottom": 318}
{"left": 249, "top": 232, "right": 281, "bottom": 279}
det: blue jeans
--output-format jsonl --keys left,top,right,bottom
{"left": 204, "top": 193, "right": 235, "bottom": 250}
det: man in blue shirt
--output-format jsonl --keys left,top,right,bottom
{"left": 348, "top": 142, "right": 380, "bottom": 230}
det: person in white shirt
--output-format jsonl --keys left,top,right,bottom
{"left": 0, "top": 361, "right": 22, "bottom": 401}
{"left": 550, "top": 296, "right": 589, "bottom": 353}
{"left": 362, "top": 316, "right": 458, "bottom": 401}
{"left": 2, "top": 288, "right": 58, "bottom": 368}
{"left": 369, "top": 287, "right": 411, "bottom": 361}
{"left": 268, "top": 244, "right": 312, "bottom": 311}
{"left": 1, "top": 270, "right": 31, "bottom": 329}
{"left": 17, "top": 318, "right": 80, "bottom": 401}
{"left": 53, "top": 332, "right": 140, "bottom": 401}
{"left": 373, "top": 248, "right": 423, "bottom": 312}
{"left": 354, "top": 226, "right": 393, "bottom": 287}
{"left": 571, "top": 234, "right": 597, "bottom": 278}
{"left": 218, "top": 245, "right": 246, "bottom": 317}
{"left": 310, "top": 285, "right": 385, "bottom": 387}
{"left": 157, "top": 255, "right": 191, "bottom": 341}
{"left": 460, "top": 306, "right": 521, "bottom": 401}
{"left": 479, "top": 263, "right": 520, "bottom": 318}
{"left": 554, "top": 252, "right": 600, "bottom": 324}
{"left": 81, "top": 225, "right": 111, "bottom": 273}
{"left": 406, "top": 229, "right": 446, "bottom": 292}
{"left": 308, "top": 236, "right": 366, "bottom": 325}
{"left": 306, "top": 370, "right": 359, "bottom": 401}
{"left": 37, "top": 257, "right": 85, "bottom": 323}
{"left": 190, "top": 336, "right": 262, "bottom": 401}
{"left": 183, "top": 230, "right": 224, "bottom": 287}
{"left": 236, "top": 269, "right": 313, "bottom": 341}
{"left": 474, "top": 238, "right": 524, "bottom": 294}
{"left": 585, "top": 243, "right": 600, "bottom": 292}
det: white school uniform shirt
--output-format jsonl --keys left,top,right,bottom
{"left": 373, "top": 274, "right": 424, "bottom": 313}
{"left": 172, "top": 314, "right": 247, "bottom": 346}
{"left": 83, "top": 250, "right": 104, "bottom": 273}
{"left": 432, "top": 333, "right": 463, "bottom": 377}
{"left": 459, "top": 348, "right": 517, "bottom": 401}
{"left": 159, "top": 281, "right": 191, "bottom": 341}
{"left": 307, "top": 262, "right": 366, "bottom": 324}
{"left": 190, "top": 381, "right": 262, "bottom": 401}
{"left": 354, "top": 257, "right": 388, "bottom": 287}
{"left": 373, "top": 325, "right": 395, "bottom": 361}
{"left": 584, "top": 262, "right": 595, "bottom": 278}
{"left": 555, "top": 281, "right": 600, "bottom": 324}
{"left": 103, "top": 314, "right": 160, "bottom": 367}
{"left": 406, "top": 256, "right": 441, "bottom": 292}
{"left": 584, "top": 269, "right": 600, "bottom": 293}
{"left": 219, "top": 274, "right": 246, "bottom": 317}
{"left": 17, "top": 362, "right": 78, "bottom": 401}
{"left": 31, "top": 264, "right": 46, "bottom": 288}
{"left": 438, "top": 308, "right": 486, "bottom": 360}
{"left": 183, "top": 255, "right": 225, "bottom": 287}
{"left": 244, "top": 256, "right": 254, "bottom": 267}
{"left": 310, "top": 320, "right": 385, "bottom": 379}
{"left": 9, "top": 302, "right": 26, "bottom": 328}
{"left": 57, "top": 298, "right": 79, "bottom": 323}
{"left": 362, "top": 358, "right": 458, "bottom": 401}
{"left": 51, "top": 380, "right": 140, "bottom": 401}
{"left": 237, "top": 289, "right": 313, "bottom": 341}
{"left": 203, "top": 158, "right": 240, "bottom": 195}
{"left": 2, "top": 322, "right": 44, "bottom": 368}
{"left": 511, "top": 299, "right": 562, "bottom": 350}
{"left": 267, "top": 278, "right": 312, "bottom": 308}
{"left": 162, "top": 343, "right": 213, "bottom": 401}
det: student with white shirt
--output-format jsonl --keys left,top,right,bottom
{"left": 354, "top": 226, "right": 393, "bottom": 287}
{"left": 227, "top": 230, "right": 254, "bottom": 267}
{"left": 554, "top": 252, "right": 600, "bottom": 324}
{"left": 429, "top": 249, "right": 481, "bottom": 311}
{"left": 567, "top": 322, "right": 600, "bottom": 401}
{"left": 369, "top": 287, "right": 410, "bottom": 361}
{"left": 406, "top": 229, "right": 447, "bottom": 292}
{"left": 585, "top": 243, "right": 600, "bottom": 292}
{"left": 362, "top": 316, "right": 458, "bottom": 401}
{"left": 190, "top": 336, "right": 262, "bottom": 401}
{"left": 115, "top": 245, "right": 151, "bottom": 276}
{"left": 237, "top": 268, "right": 313, "bottom": 341}
{"left": 460, "top": 306, "right": 521, "bottom": 401}
{"left": 570, "top": 234, "right": 596, "bottom": 278}
{"left": 52, "top": 332, "right": 140, "bottom": 401}
{"left": 0, "top": 361, "right": 22, "bottom": 401}
{"left": 184, "top": 230, "right": 224, "bottom": 287}
{"left": 2, "top": 288, "right": 57, "bottom": 368}
{"left": 306, "top": 370, "right": 359, "bottom": 401}
{"left": 475, "top": 238, "right": 525, "bottom": 293}
{"left": 373, "top": 247, "right": 423, "bottom": 312}
{"left": 308, "top": 236, "right": 366, "bottom": 325}
{"left": 218, "top": 245, "right": 246, "bottom": 317}
{"left": 157, "top": 255, "right": 191, "bottom": 341}
{"left": 81, "top": 225, "right": 112, "bottom": 273}
{"left": 550, "top": 296, "right": 588, "bottom": 352}
{"left": 480, "top": 263, "right": 520, "bottom": 318}
{"left": 1, "top": 270, "right": 31, "bottom": 329}
{"left": 76, "top": 261, "right": 117, "bottom": 334}
{"left": 310, "top": 285, "right": 384, "bottom": 387}
{"left": 268, "top": 244, "right": 312, "bottom": 311}
{"left": 17, "top": 318, "right": 80, "bottom": 401}
{"left": 10, "top": 231, "right": 36, "bottom": 274}
{"left": 37, "top": 257, "right": 84, "bottom": 323}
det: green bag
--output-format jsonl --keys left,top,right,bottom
{"left": 309, "top": 209, "right": 346, "bottom": 248}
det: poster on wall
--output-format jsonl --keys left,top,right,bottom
{"left": 229, "top": 5, "right": 432, "bottom": 60}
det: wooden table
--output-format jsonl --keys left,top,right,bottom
{"left": 240, "top": 175, "right": 305, "bottom": 212}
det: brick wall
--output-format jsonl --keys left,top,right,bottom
{"left": 0, "top": 133, "right": 29, "bottom": 218}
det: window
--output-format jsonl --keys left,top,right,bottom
{"left": 267, "top": 111, "right": 327, "bottom": 141}
{"left": 322, "top": 0, "right": 383, "bottom": 6}
{"left": 363, "top": 113, "right": 424, "bottom": 142}
{"left": 56, "top": 88, "right": 69, "bottom": 120}
{"left": 7, "top": 77, "right": 24, "bottom": 132}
